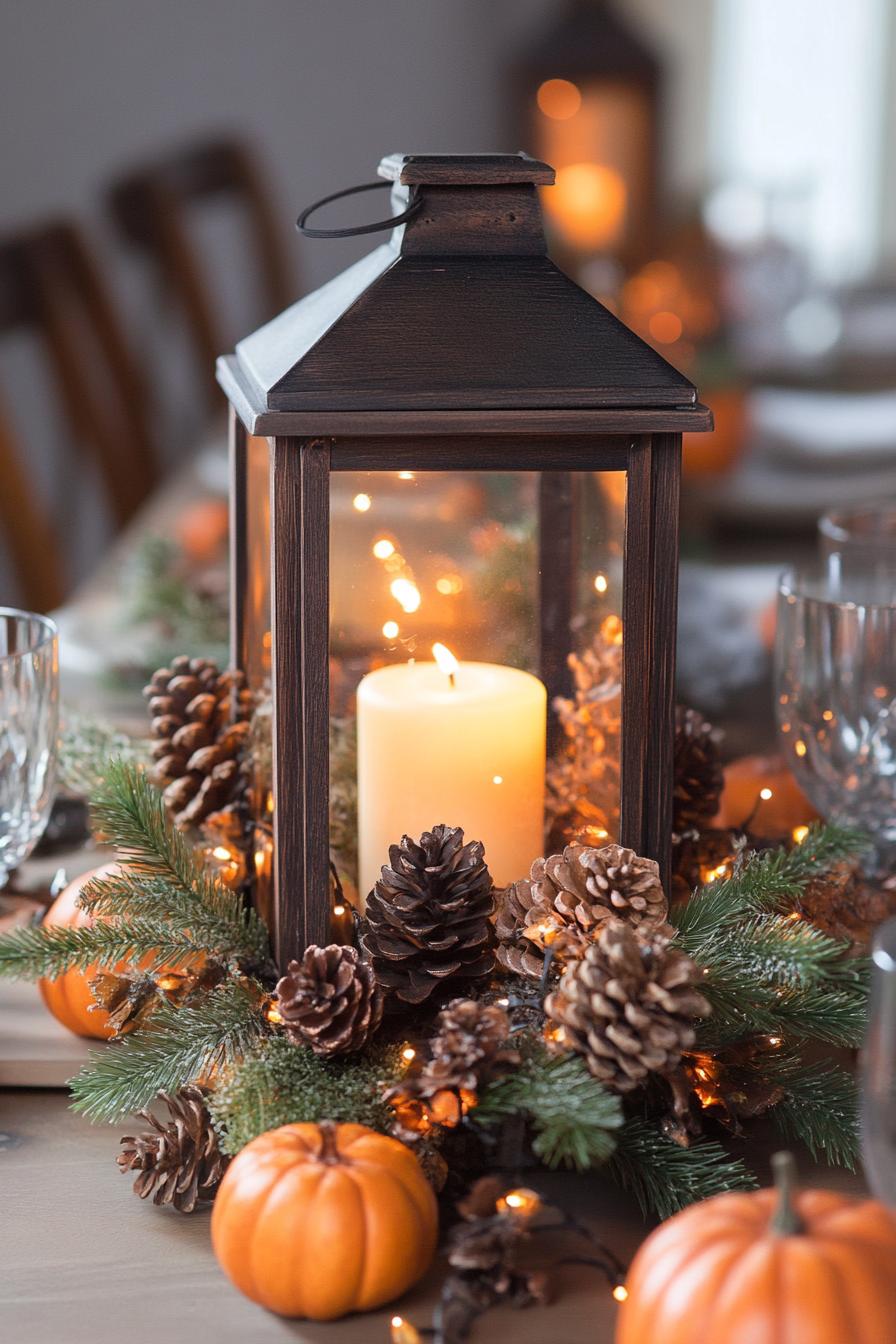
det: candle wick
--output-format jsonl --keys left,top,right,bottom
{"left": 449, "top": 672, "right": 456, "bottom": 690}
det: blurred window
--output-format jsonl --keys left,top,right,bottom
{"left": 711, "top": 0, "right": 890, "bottom": 280}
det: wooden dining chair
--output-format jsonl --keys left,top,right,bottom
{"left": 107, "top": 136, "right": 296, "bottom": 413}
{"left": 0, "top": 219, "right": 159, "bottom": 609}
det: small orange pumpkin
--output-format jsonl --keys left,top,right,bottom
{"left": 38, "top": 864, "right": 123, "bottom": 1039}
{"left": 211, "top": 1121, "right": 438, "bottom": 1319}
{"left": 617, "top": 1152, "right": 896, "bottom": 1344}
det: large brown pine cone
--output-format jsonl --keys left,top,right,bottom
{"left": 117, "top": 1086, "right": 228, "bottom": 1213}
{"left": 545, "top": 922, "right": 709, "bottom": 1093}
{"left": 275, "top": 944, "right": 383, "bottom": 1055}
{"left": 362, "top": 825, "right": 495, "bottom": 1005}
{"left": 673, "top": 706, "right": 724, "bottom": 833}
{"left": 144, "top": 656, "right": 251, "bottom": 830}
{"left": 496, "top": 843, "right": 669, "bottom": 979}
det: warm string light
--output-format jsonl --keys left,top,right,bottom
{"left": 497, "top": 1187, "right": 541, "bottom": 1218}
{"left": 382, "top": 620, "right": 400, "bottom": 640}
{"left": 391, "top": 577, "right": 421, "bottom": 613}
{"left": 792, "top": 824, "right": 810, "bottom": 845}
{"left": 390, "top": 1315, "right": 422, "bottom": 1344}
{"left": 401, "top": 1045, "right": 417, "bottom": 1063}
{"left": 593, "top": 572, "right": 609, "bottom": 595}
{"left": 352, "top": 492, "right": 372, "bottom": 513}
{"left": 612, "top": 1284, "right": 629, "bottom": 1303}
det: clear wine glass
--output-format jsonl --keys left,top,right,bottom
{"left": 862, "top": 917, "right": 896, "bottom": 1206}
{"left": 774, "top": 564, "right": 896, "bottom": 873}
{"left": 0, "top": 608, "right": 59, "bottom": 887}
{"left": 819, "top": 503, "right": 896, "bottom": 581}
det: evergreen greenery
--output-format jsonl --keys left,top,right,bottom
{"left": 608, "top": 1119, "right": 758, "bottom": 1221}
{"left": 70, "top": 977, "right": 266, "bottom": 1122}
{"left": 770, "top": 1058, "right": 860, "bottom": 1169}
{"left": 209, "top": 1034, "right": 402, "bottom": 1154}
{"left": 474, "top": 1040, "right": 623, "bottom": 1171}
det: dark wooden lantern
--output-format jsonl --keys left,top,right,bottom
{"left": 218, "top": 151, "right": 710, "bottom": 969}
{"left": 514, "top": 0, "right": 661, "bottom": 264}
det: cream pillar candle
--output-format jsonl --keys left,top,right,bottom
{"left": 357, "top": 648, "right": 546, "bottom": 898}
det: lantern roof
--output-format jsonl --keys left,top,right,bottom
{"left": 219, "top": 152, "right": 708, "bottom": 433}
{"left": 519, "top": 0, "right": 659, "bottom": 84}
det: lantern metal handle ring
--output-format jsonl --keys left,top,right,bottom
{"left": 296, "top": 180, "right": 422, "bottom": 239}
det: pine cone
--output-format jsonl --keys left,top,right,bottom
{"left": 117, "top": 1086, "right": 228, "bottom": 1212}
{"left": 422, "top": 998, "right": 519, "bottom": 1094}
{"left": 144, "top": 656, "right": 251, "bottom": 830}
{"left": 671, "top": 827, "right": 748, "bottom": 903}
{"left": 674, "top": 706, "right": 724, "bottom": 833}
{"left": 362, "top": 825, "right": 495, "bottom": 1005}
{"left": 275, "top": 944, "right": 383, "bottom": 1055}
{"left": 545, "top": 922, "right": 709, "bottom": 1093}
{"left": 88, "top": 970, "right": 158, "bottom": 1036}
{"left": 496, "top": 843, "right": 669, "bottom": 979}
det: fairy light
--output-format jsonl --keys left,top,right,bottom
{"left": 352, "top": 493, "right": 372, "bottom": 513}
{"left": 372, "top": 538, "right": 395, "bottom": 559}
{"left": 390, "top": 1316, "right": 422, "bottom": 1344}
{"left": 333, "top": 903, "right": 346, "bottom": 917}
{"left": 401, "top": 1046, "right": 417, "bottom": 1063}
{"left": 792, "top": 824, "right": 810, "bottom": 844}
{"left": 398, "top": 470, "right": 415, "bottom": 480}
{"left": 390, "top": 578, "right": 421, "bottom": 613}
{"left": 822, "top": 709, "right": 834, "bottom": 721}
{"left": 612, "top": 1284, "right": 629, "bottom": 1303}
{"left": 492, "top": 774, "right": 503, "bottom": 785}
{"left": 794, "top": 740, "right": 807, "bottom": 757}
{"left": 759, "top": 787, "right": 773, "bottom": 801}
{"left": 212, "top": 846, "right": 232, "bottom": 862}
{"left": 601, "top": 613, "right": 623, "bottom": 646}
{"left": 593, "top": 572, "right": 609, "bottom": 594}
{"left": 537, "top": 77, "right": 582, "bottom": 120}
{"left": 382, "top": 620, "right": 400, "bottom": 640}
{"left": 497, "top": 1187, "right": 541, "bottom": 1217}
{"left": 435, "top": 573, "right": 464, "bottom": 596}
{"left": 265, "top": 1001, "right": 283, "bottom": 1025}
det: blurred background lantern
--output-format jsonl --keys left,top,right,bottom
{"left": 514, "top": 0, "right": 660, "bottom": 271}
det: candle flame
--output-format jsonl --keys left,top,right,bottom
{"left": 432, "top": 643, "right": 458, "bottom": 678}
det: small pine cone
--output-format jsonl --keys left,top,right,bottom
{"left": 143, "top": 658, "right": 251, "bottom": 830}
{"left": 674, "top": 706, "right": 724, "bottom": 833}
{"left": 362, "top": 825, "right": 495, "bottom": 1005}
{"left": 496, "top": 843, "right": 669, "bottom": 979}
{"left": 89, "top": 970, "right": 158, "bottom": 1036}
{"left": 117, "top": 1086, "right": 229, "bottom": 1213}
{"left": 418, "top": 998, "right": 519, "bottom": 1096}
{"left": 545, "top": 922, "right": 709, "bottom": 1094}
{"left": 275, "top": 945, "right": 383, "bottom": 1055}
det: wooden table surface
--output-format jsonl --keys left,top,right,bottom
{"left": 0, "top": 444, "right": 868, "bottom": 1343}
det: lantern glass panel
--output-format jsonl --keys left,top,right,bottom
{"left": 329, "top": 463, "right": 625, "bottom": 899}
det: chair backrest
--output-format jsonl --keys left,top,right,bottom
{"left": 108, "top": 136, "right": 295, "bottom": 411}
{"left": 0, "top": 219, "right": 159, "bottom": 609}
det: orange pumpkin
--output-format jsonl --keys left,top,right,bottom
{"left": 617, "top": 1152, "right": 896, "bottom": 1344}
{"left": 38, "top": 864, "right": 123, "bottom": 1039}
{"left": 211, "top": 1121, "right": 438, "bottom": 1319}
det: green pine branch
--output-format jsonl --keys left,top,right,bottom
{"left": 608, "top": 1118, "right": 758, "bottom": 1221}
{"left": 673, "top": 822, "right": 867, "bottom": 948}
{"left": 474, "top": 1043, "right": 623, "bottom": 1171}
{"left": 70, "top": 977, "right": 267, "bottom": 1122}
{"left": 0, "top": 917, "right": 226, "bottom": 981}
{"left": 770, "top": 1059, "right": 860, "bottom": 1169}
{"left": 84, "top": 761, "right": 270, "bottom": 964}
{"left": 693, "top": 912, "right": 869, "bottom": 1050}
{"left": 209, "top": 1034, "right": 402, "bottom": 1155}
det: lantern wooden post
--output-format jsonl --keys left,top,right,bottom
{"left": 269, "top": 437, "right": 332, "bottom": 965}
{"left": 227, "top": 405, "right": 248, "bottom": 672}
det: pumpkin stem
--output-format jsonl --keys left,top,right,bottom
{"left": 318, "top": 1120, "right": 342, "bottom": 1164}
{"left": 770, "top": 1151, "right": 804, "bottom": 1236}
